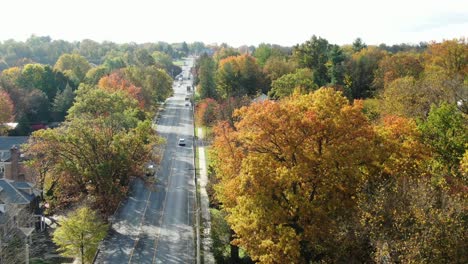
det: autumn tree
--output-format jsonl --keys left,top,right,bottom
{"left": 25, "top": 88, "right": 160, "bottom": 214}
{"left": 373, "top": 52, "right": 424, "bottom": 90}
{"left": 195, "top": 98, "right": 219, "bottom": 126}
{"left": 263, "top": 56, "right": 298, "bottom": 82}
{"left": 0, "top": 90, "right": 14, "bottom": 134}
{"left": 124, "top": 66, "right": 173, "bottom": 109}
{"left": 53, "top": 207, "right": 108, "bottom": 264}
{"left": 423, "top": 38, "right": 467, "bottom": 77}
{"left": 216, "top": 54, "right": 266, "bottom": 98}
{"left": 359, "top": 116, "right": 466, "bottom": 263}
{"left": 212, "top": 88, "right": 375, "bottom": 263}
{"left": 54, "top": 53, "right": 91, "bottom": 85}
{"left": 98, "top": 70, "right": 145, "bottom": 109}
{"left": 213, "top": 45, "right": 240, "bottom": 63}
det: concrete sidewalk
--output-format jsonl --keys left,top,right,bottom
{"left": 197, "top": 127, "right": 215, "bottom": 264}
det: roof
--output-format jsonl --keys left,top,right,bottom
{"left": 0, "top": 179, "right": 38, "bottom": 205}
{"left": 252, "top": 93, "right": 269, "bottom": 103}
{"left": 0, "top": 137, "right": 29, "bottom": 151}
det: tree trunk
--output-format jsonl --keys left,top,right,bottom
{"left": 230, "top": 229, "right": 239, "bottom": 263}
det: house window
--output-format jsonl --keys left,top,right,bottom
{"left": 0, "top": 163, "right": 4, "bottom": 177}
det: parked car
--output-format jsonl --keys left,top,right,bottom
{"left": 178, "top": 138, "right": 186, "bottom": 146}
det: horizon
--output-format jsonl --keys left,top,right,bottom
{"left": 0, "top": 0, "right": 466, "bottom": 47}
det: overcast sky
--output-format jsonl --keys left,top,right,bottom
{"left": 1, "top": 0, "right": 466, "bottom": 47}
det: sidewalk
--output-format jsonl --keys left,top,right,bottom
{"left": 197, "top": 127, "right": 215, "bottom": 264}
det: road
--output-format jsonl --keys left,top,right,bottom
{"left": 96, "top": 58, "right": 196, "bottom": 264}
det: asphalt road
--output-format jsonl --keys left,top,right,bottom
{"left": 96, "top": 58, "right": 196, "bottom": 264}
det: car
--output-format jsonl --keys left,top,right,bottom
{"left": 185, "top": 102, "right": 190, "bottom": 107}
{"left": 178, "top": 138, "right": 186, "bottom": 146}
{"left": 145, "top": 164, "right": 155, "bottom": 176}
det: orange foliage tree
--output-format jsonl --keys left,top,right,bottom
{"left": 195, "top": 98, "right": 219, "bottom": 126}
{"left": 212, "top": 88, "right": 376, "bottom": 262}
{"left": 98, "top": 70, "right": 145, "bottom": 109}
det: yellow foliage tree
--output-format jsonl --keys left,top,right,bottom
{"left": 212, "top": 88, "right": 375, "bottom": 262}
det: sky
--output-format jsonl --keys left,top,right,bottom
{"left": 0, "top": 0, "right": 466, "bottom": 47}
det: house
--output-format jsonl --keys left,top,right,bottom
{"left": 0, "top": 178, "right": 41, "bottom": 263}
{"left": 0, "top": 179, "right": 40, "bottom": 231}
{"left": 0, "top": 136, "right": 34, "bottom": 182}
{"left": 0, "top": 137, "right": 42, "bottom": 263}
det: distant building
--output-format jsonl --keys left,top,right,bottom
{"left": 0, "top": 137, "right": 34, "bottom": 182}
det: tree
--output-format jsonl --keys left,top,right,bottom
{"left": 25, "top": 88, "right": 159, "bottom": 213}
{"left": 0, "top": 90, "right": 14, "bottom": 134}
{"left": 135, "top": 49, "right": 155, "bottom": 67}
{"left": 216, "top": 55, "right": 266, "bottom": 98}
{"left": 352, "top": 38, "right": 367, "bottom": 53}
{"left": 293, "top": 35, "right": 331, "bottom": 87}
{"left": 0, "top": 89, "right": 14, "bottom": 123}
{"left": 253, "top": 43, "right": 285, "bottom": 67}
{"left": 419, "top": 103, "right": 468, "bottom": 179}
{"left": 263, "top": 56, "right": 298, "bottom": 82}
{"left": 124, "top": 66, "right": 173, "bottom": 109}
{"left": 196, "top": 54, "right": 217, "bottom": 99}
{"left": 54, "top": 53, "right": 91, "bottom": 85}
{"left": 152, "top": 51, "right": 181, "bottom": 77}
{"left": 52, "top": 84, "right": 75, "bottom": 121}
{"left": 98, "top": 71, "right": 145, "bottom": 109}
{"left": 380, "top": 69, "right": 467, "bottom": 118}
{"left": 423, "top": 38, "right": 467, "bottom": 77}
{"left": 53, "top": 207, "right": 108, "bottom": 264}
{"left": 195, "top": 98, "right": 219, "bottom": 126}
{"left": 345, "top": 47, "right": 386, "bottom": 99}
{"left": 213, "top": 45, "right": 240, "bottom": 63}
{"left": 373, "top": 52, "right": 424, "bottom": 90}
{"left": 212, "top": 88, "right": 375, "bottom": 263}
{"left": 359, "top": 116, "right": 466, "bottom": 263}
{"left": 268, "top": 68, "right": 317, "bottom": 99}
{"left": 84, "top": 66, "right": 109, "bottom": 85}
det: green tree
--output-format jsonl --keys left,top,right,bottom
{"left": 53, "top": 207, "right": 108, "bottom": 264}
{"left": 25, "top": 88, "right": 159, "bottom": 213}
{"left": 52, "top": 84, "right": 75, "bottom": 121}
{"left": 263, "top": 56, "right": 298, "bottom": 82}
{"left": 352, "top": 37, "right": 367, "bottom": 52}
{"left": 268, "top": 68, "right": 317, "bottom": 99}
{"left": 419, "top": 103, "right": 468, "bottom": 178}
{"left": 135, "top": 49, "right": 155, "bottom": 67}
{"left": 84, "top": 66, "right": 109, "bottom": 85}
{"left": 124, "top": 66, "right": 173, "bottom": 108}
{"left": 345, "top": 47, "right": 386, "bottom": 99}
{"left": 54, "top": 53, "right": 91, "bottom": 85}
{"left": 293, "top": 35, "right": 330, "bottom": 87}
{"left": 196, "top": 54, "right": 217, "bottom": 99}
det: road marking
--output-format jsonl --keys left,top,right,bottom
{"left": 128, "top": 184, "right": 152, "bottom": 263}
{"left": 152, "top": 155, "right": 175, "bottom": 263}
